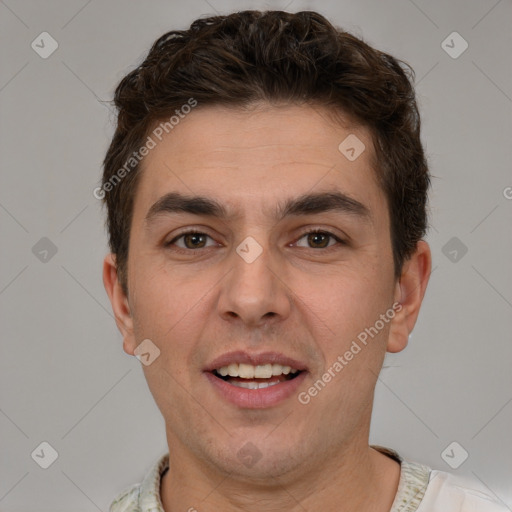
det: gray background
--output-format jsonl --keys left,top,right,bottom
{"left": 1, "top": 0, "right": 511, "bottom": 510}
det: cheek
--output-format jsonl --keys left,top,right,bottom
{"left": 305, "top": 264, "right": 390, "bottom": 346}
{"left": 129, "top": 261, "right": 218, "bottom": 374}
{"left": 129, "top": 260, "right": 189, "bottom": 340}
{"left": 131, "top": 267, "right": 205, "bottom": 409}
{"left": 300, "top": 270, "right": 393, "bottom": 416}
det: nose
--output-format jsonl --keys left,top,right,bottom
{"left": 217, "top": 238, "right": 292, "bottom": 329}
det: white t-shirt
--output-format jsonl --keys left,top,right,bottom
{"left": 110, "top": 447, "right": 509, "bottom": 511}
{"left": 416, "top": 470, "right": 509, "bottom": 511}
{"left": 376, "top": 446, "right": 509, "bottom": 512}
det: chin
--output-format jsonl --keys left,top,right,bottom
{"left": 204, "top": 436, "right": 312, "bottom": 483}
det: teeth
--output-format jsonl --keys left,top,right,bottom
{"left": 215, "top": 362, "right": 300, "bottom": 378}
{"left": 227, "top": 363, "right": 239, "bottom": 377}
{"left": 255, "top": 364, "right": 272, "bottom": 378}
{"left": 281, "top": 365, "right": 291, "bottom": 375}
{"left": 238, "top": 363, "right": 255, "bottom": 379}
{"left": 230, "top": 380, "right": 281, "bottom": 389}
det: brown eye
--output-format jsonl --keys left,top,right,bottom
{"left": 182, "top": 233, "right": 208, "bottom": 249}
{"left": 307, "top": 232, "right": 330, "bottom": 248}
{"left": 166, "top": 231, "right": 215, "bottom": 251}
{"left": 295, "top": 230, "right": 343, "bottom": 249}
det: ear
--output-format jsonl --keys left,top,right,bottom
{"left": 387, "top": 241, "right": 431, "bottom": 353}
{"left": 103, "top": 254, "right": 137, "bottom": 356}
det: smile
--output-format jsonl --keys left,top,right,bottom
{"left": 205, "top": 361, "right": 306, "bottom": 408}
{"left": 214, "top": 362, "right": 300, "bottom": 390}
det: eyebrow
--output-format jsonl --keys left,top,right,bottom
{"left": 144, "top": 190, "right": 371, "bottom": 227}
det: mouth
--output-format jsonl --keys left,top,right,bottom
{"left": 212, "top": 363, "right": 302, "bottom": 389}
{"left": 204, "top": 353, "right": 308, "bottom": 408}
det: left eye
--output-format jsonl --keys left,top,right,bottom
{"left": 295, "top": 230, "right": 342, "bottom": 249}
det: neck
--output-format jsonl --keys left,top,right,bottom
{"left": 160, "top": 438, "right": 400, "bottom": 512}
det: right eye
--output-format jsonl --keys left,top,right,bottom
{"left": 165, "top": 230, "right": 218, "bottom": 252}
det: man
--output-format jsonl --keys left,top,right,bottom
{"left": 101, "top": 10, "right": 507, "bottom": 512}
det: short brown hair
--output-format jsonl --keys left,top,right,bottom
{"left": 102, "top": 10, "right": 430, "bottom": 295}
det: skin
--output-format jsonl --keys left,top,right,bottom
{"left": 104, "top": 103, "right": 431, "bottom": 512}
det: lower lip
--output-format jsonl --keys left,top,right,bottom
{"left": 204, "top": 371, "right": 308, "bottom": 409}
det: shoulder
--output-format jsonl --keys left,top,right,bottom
{"left": 418, "top": 469, "right": 509, "bottom": 511}
{"left": 109, "top": 483, "right": 141, "bottom": 512}
{"left": 109, "top": 453, "right": 169, "bottom": 512}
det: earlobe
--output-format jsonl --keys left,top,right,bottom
{"left": 102, "top": 254, "right": 137, "bottom": 355}
{"left": 387, "top": 241, "right": 431, "bottom": 353}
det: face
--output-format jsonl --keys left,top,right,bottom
{"left": 105, "top": 103, "right": 427, "bottom": 481}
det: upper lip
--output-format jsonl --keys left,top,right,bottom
{"left": 204, "top": 350, "right": 308, "bottom": 372}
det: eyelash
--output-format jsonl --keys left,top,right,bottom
{"left": 165, "top": 228, "right": 346, "bottom": 254}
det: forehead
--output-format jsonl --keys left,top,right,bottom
{"left": 134, "top": 103, "right": 386, "bottom": 223}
